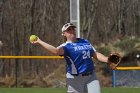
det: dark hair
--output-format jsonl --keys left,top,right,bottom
{"left": 63, "top": 36, "right": 67, "bottom": 42}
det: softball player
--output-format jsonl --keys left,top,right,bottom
{"left": 31, "top": 23, "right": 108, "bottom": 93}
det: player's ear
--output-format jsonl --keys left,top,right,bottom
{"left": 61, "top": 33, "right": 64, "bottom": 36}
{"left": 62, "top": 32, "right": 66, "bottom": 36}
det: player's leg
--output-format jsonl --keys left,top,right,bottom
{"left": 66, "top": 73, "right": 85, "bottom": 93}
{"left": 86, "top": 71, "right": 101, "bottom": 93}
{"left": 87, "top": 80, "right": 101, "bottom": 93}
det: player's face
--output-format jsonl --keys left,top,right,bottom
{"left": 63, "top": 27, "right": 76, "bottom": 37}
{"left": 65, "top": 27, "right": 76, "bottom": 34}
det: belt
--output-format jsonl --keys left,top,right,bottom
{"left": 71, "top": 72, "right": 93, "bottom": 76}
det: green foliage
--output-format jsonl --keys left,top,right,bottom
{"left": 96, "top": 37, "right": 140, "bottom": 55}
{"left": 114, "top": 38, "right": 140, "bottom": 54}
{"left": 97, "top": 46, "right": 110, "bottom": 55}
{"left": 96, "top": 37, "right": 140, "bottom": 67}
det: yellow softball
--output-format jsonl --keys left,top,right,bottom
{"left": 29, "top": 35, "right": 38, "bottom": 42}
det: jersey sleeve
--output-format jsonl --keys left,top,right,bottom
{"left": 57, "top": 43, "right": 69, "bottom": 56}
{"left": 92, "top": 46, "right": 96, "bottom": 53}
{"left": 57, "top": 43, "right": 65, "bottom": 48}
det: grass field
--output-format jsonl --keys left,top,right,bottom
{"left": 0, "top": 87, "right": 140, "bottom": 93}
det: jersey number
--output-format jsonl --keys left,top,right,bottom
{"left": 82, "top": 50, "right": 90, "bottom": 59}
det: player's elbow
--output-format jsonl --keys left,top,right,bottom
{"left": 51, "top": 49, "right": 63, "bottom": 55}
{"left": 51, "top": 50, "right": 59, "bottom": 55}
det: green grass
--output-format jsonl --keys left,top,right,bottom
{"left": 102, "top": 87, "right": 140, "bottom": 93}
{"left": 0, "top": 87, "right": 140, "bottom": 93}
{"left": 0, "top": 88, "right": 66, "bottom": 93}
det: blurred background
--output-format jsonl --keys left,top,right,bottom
{"left": 0, "top": 0, "right": 140, "bottom": 88}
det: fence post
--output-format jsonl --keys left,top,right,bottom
{"left": 112, "top": 70, "right": 116, "bottom": 87}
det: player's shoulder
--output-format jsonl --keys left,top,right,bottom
{"left": 57, "top": 42, "right": 70, "bottom": 48}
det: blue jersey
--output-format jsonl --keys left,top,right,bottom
{"left": 58, "top": 38, "right": 96, "bottom": 74}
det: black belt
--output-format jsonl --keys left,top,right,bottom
{"left": 71, "top": 72, "right": 93, "bottom": 76}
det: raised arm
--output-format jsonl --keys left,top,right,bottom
{"left": 31, "top": 38, "right": 64, "bottom": 55}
